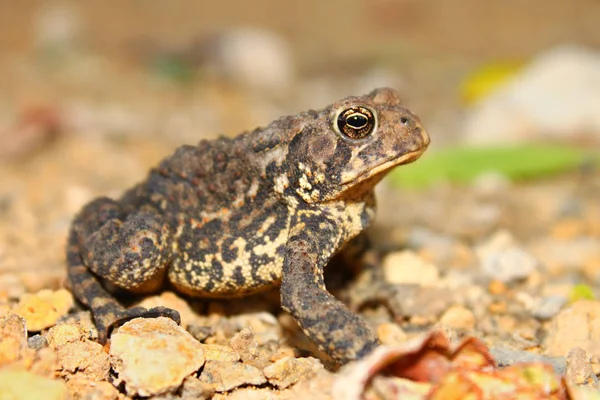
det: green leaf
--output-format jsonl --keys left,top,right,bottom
{"left": 389, "top": 144, "right": 598, "bottom": 189}
{"left": 569, "top": 284, "right": 595, "bottom": 303}
{"left": 150, "top": 56, "right": 194, "bottom": 83}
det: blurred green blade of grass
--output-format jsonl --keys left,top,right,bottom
{"left": 389, "top": 144, "right": 599, "bottom": 189}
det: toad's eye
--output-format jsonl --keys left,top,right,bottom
{"left": 336, "top": 106, "right": 376, "bottom": 140}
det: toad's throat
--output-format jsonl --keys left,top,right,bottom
{"left": 340, "top": 149, "right": 426, "bottom": 188}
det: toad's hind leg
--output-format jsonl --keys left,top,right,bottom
{"left": 67, "top": 197, "right": 180, "bottom": 343}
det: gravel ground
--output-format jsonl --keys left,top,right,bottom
{"left": 1, "top": 2, "right": 600, "bottom": 398}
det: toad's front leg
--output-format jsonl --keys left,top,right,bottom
{"left": 280, "top": 225, "right": 379, "bottom": 363}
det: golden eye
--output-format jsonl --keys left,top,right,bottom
{"left": 336, "top": 106, "right": 376, "bottom": 140}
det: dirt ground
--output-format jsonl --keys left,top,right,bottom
{"left": 1, "top": 1, "right": 600, "bottom": 399}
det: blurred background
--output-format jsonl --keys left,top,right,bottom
{"left": 0, "top": 1, "right": 599, "bottom": 301}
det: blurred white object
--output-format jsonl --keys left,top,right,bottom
{"left": 202, "top": 28, "right": 294, "bottom": 94}
{"left": 464, "top": 45, "right": 600, "bottom": 144}
{"left": 34, "top": 3, "right": 81, "bottom": 52}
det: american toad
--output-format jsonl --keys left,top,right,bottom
{"left": 67, "top": 88, "right": 430, "bottom": 363}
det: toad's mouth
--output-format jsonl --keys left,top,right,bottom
{"left": 340, "top": 148, "right": 426, "bottom": 188}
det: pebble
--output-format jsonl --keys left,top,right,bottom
{"left": 11, "top": 289, "right": 73, "bottom": 331}
{"left": 263, "top": 356, "right": 323, "bottom": 389}
{"left": 285, "top": 369, "right": 335, "bottom": 400}
{"left": 199, "top": 360, "right": 266, "bottom": 392}
{"left": 376, "top": 322, "right": 408, "bottom": 345}
{"left": 530, "top": 237, "right": 600, "bottom": 275}
{"left": 464, "top": 45, "right": 600, "bottom": 144}
{"left": 382, "top": 250, "right": 440, "bottom": 286}
{"left": 27, "top": 334, "right": 48, "bottom": 350}
{"left": 231, "top": 312, "right": 281, "bottom": 338}
{"left": 33, "top": 3, "right": 80, "bottom": 53}
{"left": 201, "top": 28, "right": 294, "bottom": 93}
{"left": 488, "top": 279, "right": 507, "bottom": 295}
{"left": 229, "top": 328, "right": 260, "bottom": 364}
{"left": 202, "top": 344, "right": 241, "bottom": 363}
{"left": 46, "top": 324, "right": 110, "bottom": 381}
{"left": 531, "top": 295, "right": 568, "bottom": 320}
{"left": 0, "top": 369, "right": 67, "bottom": 400}
{"left": 471, "top": 171, "right": 512, "bottom": 196}
{"left": 28, "top": 347, "right": 58, "bottom": 379}
{"left": 109, "top": 317, "right": 206, "bottom": 397}
{"left": 180, "top": 376, "right": 215, "bottom": 400}
{"left": 56, "top": 338, "right": 110, "bottom": 381}
{"left": 551, "top": 218, "right": 588, "bottom": 240}
{"left": 545, "top": 300, "right": 600, "bottom": 357}
{"left": 490, "top": 347, "right": 566, "bottom": 375}
{"left": 0, "top": 312, "right": 30, "bottom": 366}
{"left": 221, "top": 387, "right": 280, "bottom": 400}
{"left": 401, "top": 287, "right": 455, "bottom": 323}
{"left": 66, "top": 377, "right": 120, "bottom": 400}
{"left": 45, "top": 323, "right": 87, "bottom": 347}
{"left": 438, "top": 305, "right": 476, "bottom": 331}
{"left": 0, "top": 273, "right": 25, "bottom": 300}
{"left": 476, "top": 231, "right": 539, "bottom": 283}
{"left": 565, "top": 347, "right": 599, "bottom": 389}
{"left": 406, "top": 228, "right": 476, "bottom": 271}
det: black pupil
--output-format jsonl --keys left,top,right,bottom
{"left": 347, "top": 114, "right": 368, "bottom": 129}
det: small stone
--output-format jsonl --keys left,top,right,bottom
{"left": 565, "top": 348, "right": 599, "bottom": 388}
{"left": 471, "top": 171, "right": 511, "bottom": 196}
{"left": 46, "top": 322, "right": 109, "bottom": 381}
{"left": 488, "top": 301, "right": 508, "bottom": 315}
{"left": 263, "top": 356, "right": 323, "bottom": 389}
{"left": 531, "top": 296, "right": 568, "bottom": 320}
{"left": 476, "top": 232, "right": 539, "bottom": 283}
{"left": 0, "top": 273, "right": 25, "bottom": 300}
{"left": 202, "top": 344, "right": 240, "bottom": 363}
{"left": 223, "top": 387, "right": 280, "bottom": 400}
{"left": 592, "top": 355, "right": 600, "bottom": 376}
{"left": 286, "top": 368, "right": 335, "bottom": 400}
{"left": 66, "top": 377, "right": 120, "bottom": 400}
{"left": 109, "top": 317, "right": 206, "bottom": 397}
{"left": 382, "top": 250, "right": 440, "bottom": 286}
{"left": 582, "top": 255, "right": 600, "bottom": 283}
{"left": 463, "top": 45, "right": 600, "bottom": 144}
{"left": 488, "top": 280, "right": 507, "bottom": 295}
{"left": 28, "top": 347, "right": 58, "bottom": 378}
{"left": 199, "top": 360, "right": 266, "bottom": 392}
{"left": 0, "top": 369, "right": 67, "bottom": 400}
{"left": 545, "top": 300, "right": 600, "bottom": 357}
{"left": 187, "top": 324, "right": 214, "bottom": 342}
{"left": 57, "top": 339, "right": 110, "bottom": 381}
{"left": 0, "top": 312, "right": 30, "bottom": 366}
{"left": 530, "top": 237, "right": 600, "bottom": 275}
{"left": 552, "top": 218, "right": 587, "bottom": 239}
{"left": 377, "top": 323, "right": 407, "bottom": 345}
{"left": 201, "top": 28, "right": 294, "bottom": 93}
{"left": 401, "top": 287, "right": 455, "bottom": 322}
{"left": 438, "top": 305, "right": 476, "bottom": 331}
{"left": 229, "top": 328, "right": 259, "bottom": 363}
{"left": 180, "top": 376, "right": 215, "bottom": 400}
{"left": 45, "top": 323, "right": 88, "bottom": 348}
{"left": 11, "top": 289, "right": 73, "bottom": 331}
{"left": 226, "top": 312, "right": 281, "bottom": 344}
{"left": 28, "top": 334, "right": 48, "bottom": 350}
{"left": 490, "top": 347, "right": 566, "bottom": 375}
{"left": 56, "top": 311, "right": 97, "bottom": 341}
